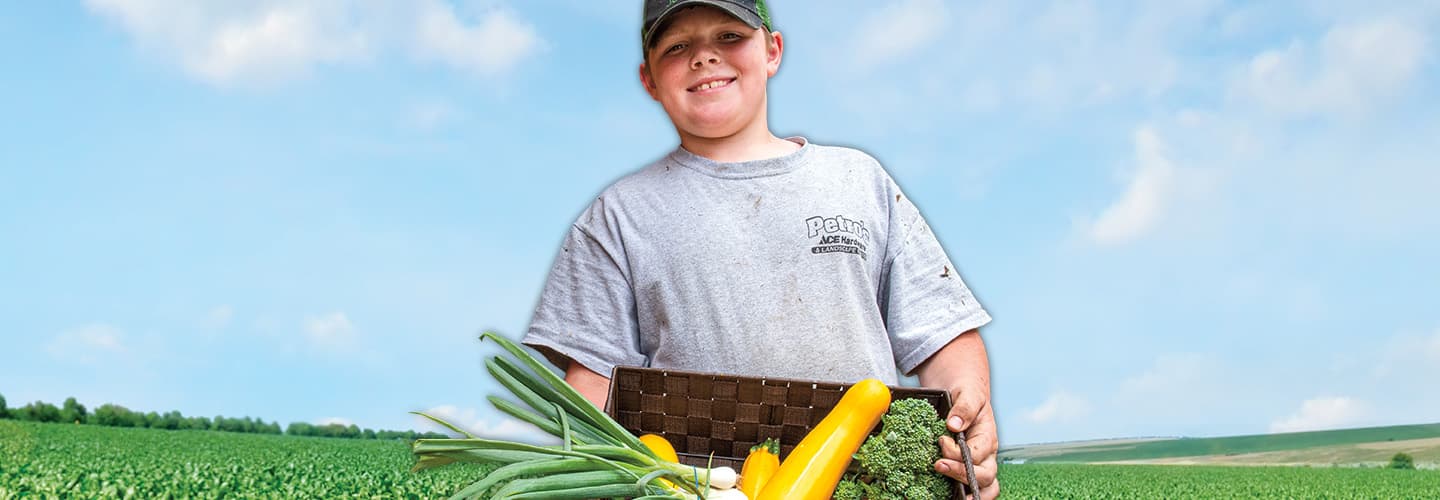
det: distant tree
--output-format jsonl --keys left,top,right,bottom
{"left": 0, "top": 392, "right": 7, "bottom": 419}
{"left": 92, "top": 404, "right": 123, "bottom": 426}
{"left": 1390, "top": 452, "right": 1416, "bottom": 470}
{"left": 40, "top": 402, "right": 63, "bottom": 422}
{"left": 60, "top": 397, "right": 88, "bottom": 424}
{"left": 363, "top": 428, "right": 376, "bottom": 440}
{"left": 18, "top": 401, "right": 62, "bottom": 423}
{"left": 158, "top": 410, "right": 182, "bottom": 430}
{"left": 286, "top": 422, "right": 313, "bottom": 436}
{"left": 124, "top": 409, "right": 145, "bottom": 428}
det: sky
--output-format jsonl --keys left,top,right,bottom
{"left": 1, "top": 0, "right": 1438, "bottom": 447}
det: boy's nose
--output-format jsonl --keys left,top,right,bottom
{"left": 690, "top": 45, "right": 720, "bottom": 69}
{"left": 691, "top": 56, "right": 719, "bottom": 69}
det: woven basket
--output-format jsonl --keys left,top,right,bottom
{"left": 604, "top": 366, "right": 976, "bottom": 499}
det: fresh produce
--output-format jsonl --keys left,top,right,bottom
{"left": 639, "top": 434, "right": 680, "bottom": 462}
{"left": 410, "top": 332, "right": 736, "bottom": 499}
{"left": 639, "top": 434, "right": 684, "bottom": 491}
{"left": 834, "top": 398, "right": 952, "bottom": 500}
{"left": 739, "top": 438, "right": 779, "bottom": 498}
{"left": 756, "top": 378, "right": 891, "bottom": 500}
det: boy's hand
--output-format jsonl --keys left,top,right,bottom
{"left": 916, "top": 329, "right": 998, "bottom": 500}
{"left": 937, "top": 383, "right": 999, "bottom": 499}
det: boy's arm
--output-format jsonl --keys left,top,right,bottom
{"left": 916, "top": 328, "right": 999, "bottom": 499}
{"left": 566, "top": 361, "right": 612, "bottom": 409}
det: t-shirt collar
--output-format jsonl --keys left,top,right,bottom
{"left": 668, "top": 137, "right": 811, "bottom": 179}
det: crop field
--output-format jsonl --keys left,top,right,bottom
{"left": 999, "top": 464, "right": 1440, "bottom": 498}
{"left": 5, "top": 420, "right": 1440, "bottom": 498}
{"left": 1002, "top": 422, "right": 1440, "bottom": 464}
{"left": 0, "top": 420, "right": 492, "bottom": 498}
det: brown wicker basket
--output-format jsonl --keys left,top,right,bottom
{"left": 604, "top": 366, "right": 976, "bottom": 499}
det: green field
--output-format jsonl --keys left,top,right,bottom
{"left": 1002, "top": 423, "right": 1440, "bottom": 464}
{"left": 5, "top": 420, "right": 1440, "bottom": 498}
{"left": 998, "top": 463, "right": 1440, "bottom": 498}
{"left": 0, "top": 420, "right": 492, "bottom": 498}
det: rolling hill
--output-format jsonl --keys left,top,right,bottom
{"left": 1000, "top": 423, "right": 1440, "bottom": 466}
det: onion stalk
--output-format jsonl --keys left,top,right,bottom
{"left": 411, "top": 331, "right": 732, "bottom": 499}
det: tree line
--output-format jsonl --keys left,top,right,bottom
{"left": 0, "top": 392, "right": 447, "bottom": 441}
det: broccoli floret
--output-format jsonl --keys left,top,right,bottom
{"left": 845, "top": 398, "right": 952, "bottom": 500}
{"left": 833, "top": 474, "right": 866, "bottom": 500}
{"left": 835, "top": 475, "right": 904, "bottom": 500}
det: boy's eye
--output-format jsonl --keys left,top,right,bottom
{"left": 665, "top": 42, "right": 687, "bottom": 55}
{"left": 720, "top": 32, "right": 742, "bottom": 41}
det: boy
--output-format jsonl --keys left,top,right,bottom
{"left": 523, "top": 1, "right": 999, "bottom": 497}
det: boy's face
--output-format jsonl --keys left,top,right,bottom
{"left": 639, "top": 6, "right": 782, "bottom": 141}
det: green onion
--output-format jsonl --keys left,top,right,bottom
{"left": 410, "top": 331, "right": 727, "bottom": 499}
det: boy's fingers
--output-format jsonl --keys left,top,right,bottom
{"left": 973, "top": 470, "right": 1000, "bottom": 500}
{"left": 934, "top": 457, "right": 967, "bottom": 482}
{"left": 935, "top": 453, "right": 998, "bottom": 490}
{"left": 939, "top": 431, "right": 996, "bottom": 465}
{"left": 947, "top": 389, "right": 986, "bottom": 431}
{"left": 935, "top": 435, "right": 967, "bottom": 482}
{"left": 966, "top": 425, "right": 998, "bottom": 462}
{"left": 972, "top": 453, "right": 998, "bottom": 490}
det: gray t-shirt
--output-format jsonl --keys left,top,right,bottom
{"left": 523, "top": 138, "right": 990, "bottom": 385}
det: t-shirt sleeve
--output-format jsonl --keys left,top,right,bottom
{"left": 522, "top": 202, "right": 646, "bottom": 379}
{"left": 882, "top": 195, "right": 992, "bottom": 376}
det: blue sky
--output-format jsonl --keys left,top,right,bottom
{"left": 2, "top": 0, "right": 1437, "bottom": 446}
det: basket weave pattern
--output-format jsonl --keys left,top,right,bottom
{"left": 605, "top": 366, "right": 953, "bottom": 473}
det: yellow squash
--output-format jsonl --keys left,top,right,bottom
{"left": 638, "top": 433, "right": 679, "bottom": 462}
{"left": 740, "top": 438, "right": 780, "bottom": 498}
{"left": 756, "top": 378, "right": 891, "bottom": 500}
{"left": 637, "top": 433, "right": 682, "bottom": 490}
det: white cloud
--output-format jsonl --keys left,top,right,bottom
{"left": 1083, "top": 126, "right": 1177, "bottom": 245}
{"left": 412, "top": 1, "right": 543, "bottom": 76}
{"left": 1231, "top": 17, "right": 1428, "bottom": 116}
{"left": 1269, "top": 397, "right": 1371, "bottom": 433}
{"left": 86, "top": 0, "right": 370, "bottom": 86}
{"left": 303, "top": 312, "right": 357, "bottom": 350}
{"left": 852, "top": 0, "right": 948, "bottom": 70}
{"left": 85, "top": 0, "right": 542, "bottom": 87}
{"left": 417, "top": 404, "right": 559, "bottom": 445}
{"left": 1024, "top": 391, "right": 1091, "bottom": 424}
{"left": 47, "top": 323, "right": 129, "bottom": 364}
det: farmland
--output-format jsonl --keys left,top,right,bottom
{"left": 0, "top": 420, "right": 492, "bottom": 498}
{"left": 4, "top": 420, "right": 1440, "bottom": 498}
{"left": 999, "top": 463, "right": 1440, "bottom": 498}
{"left": 1001, "top": 422, "right": 1440, "bottom": 466}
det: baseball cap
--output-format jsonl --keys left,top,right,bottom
{"left": 641, "top": 0, "right": 774, "bottom": 51}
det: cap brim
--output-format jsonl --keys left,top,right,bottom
{"left": 643, "top": 0, "right": 765, "bottom": 51}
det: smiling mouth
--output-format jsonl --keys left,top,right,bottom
{"left": 688, "top": 78, "right": 736, "bottom": 92}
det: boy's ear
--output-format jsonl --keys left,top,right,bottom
{"left": 766, "top": 31, "right": 784, "bottom": 78}
{"left": 638, "top": 62, "right": 661, "bottom": 101}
